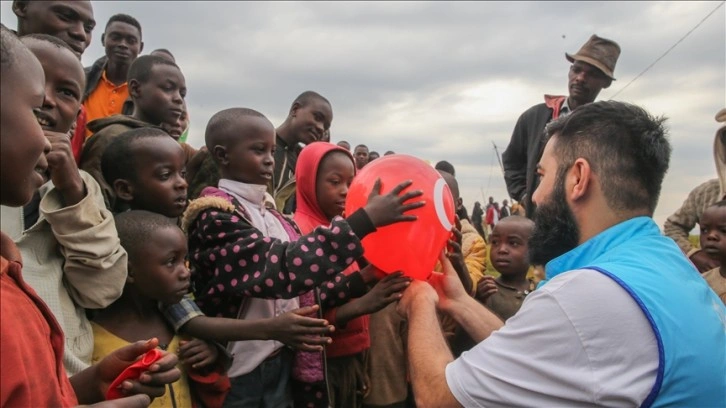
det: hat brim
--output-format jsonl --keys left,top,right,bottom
{"left": 566, "top": 52, "right": 616, "bottom": 80}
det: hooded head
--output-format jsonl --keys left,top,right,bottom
{"left": 294, "top": 141, "right": 356, "bottom": 234}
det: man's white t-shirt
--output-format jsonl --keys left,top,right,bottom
{"left": 445, "top": 269, "right": 659, "bottom": 407}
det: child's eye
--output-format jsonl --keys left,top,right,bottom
{"left": 59, "top": 88, "right": 79, "bottom": 100}
{"left": 158, "top": 172, "right": 171, "bottom": 180}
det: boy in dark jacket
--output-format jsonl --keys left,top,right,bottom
{"left": 79, "top": 54, "right": 185, "bottom": 209}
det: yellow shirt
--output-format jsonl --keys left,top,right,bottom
{"left": 83, "top": 70, "right": 129, "bottom": 139}
{"left": 91, "top": 322, "right": 192, "bottom": 408}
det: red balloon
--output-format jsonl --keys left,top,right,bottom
{"left": 345, "top": 154, "right": 456, "bottom": 280}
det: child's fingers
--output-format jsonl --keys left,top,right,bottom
{"left": 389, "top": 179, "right": 413, "bottom": 196}
{"left": 370, "top": 178, "right": 383, "bottom": 197}
{"left": 290, "top": 305, "right": 320, "bottom": 316}
{"left": 183, "top": 351, "right": 209, "bottom": 366}
{"left": 401, "top": 201, "right": 425, "bottom": 211}
{"left": 398, "top": 190, "right": 424, "bottom": 202}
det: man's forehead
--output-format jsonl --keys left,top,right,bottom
{"left": 572, "top": 60, "right": 606, "bottom": 76}
{"left": 42, "top": 1, "right": 95, "bottom": 22}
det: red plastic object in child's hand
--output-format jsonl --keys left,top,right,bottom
{"left": 105, "top": 348, "right": 164, "bottom": 400}
{"left": 345, "top": 154, "right": 455, "bottom": 280}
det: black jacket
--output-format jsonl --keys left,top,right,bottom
{"left": 501, "top": 95, "right": 565, "bottom": 217}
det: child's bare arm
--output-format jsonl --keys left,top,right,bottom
{"left": 328, "top": 272, "right": 411, "bottom": 328}
{"left": 180, "top": 305, "right": 334, "bottom": 352}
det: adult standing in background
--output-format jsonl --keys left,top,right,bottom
{"left": 502, "top": 34, "right": 620, "bottom": 218}
{"left": 83, "top": 13, "right": 143, "bottom": 139}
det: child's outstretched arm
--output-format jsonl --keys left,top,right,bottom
{"left": 179, "top": 305, "right": 334, "bottom": 352}
{"left": 326, "top": 272, "right": 412, "bottom": 329}
{"left": 187, "top": 180, "right": 423, "bottom": 317}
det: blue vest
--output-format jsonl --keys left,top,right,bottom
{"left": 541, "top": 217, "right": 726, "bottom": 407}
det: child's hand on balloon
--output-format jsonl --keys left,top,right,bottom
{"left": 364, "top": 179, "right": 425, "bottom": 228}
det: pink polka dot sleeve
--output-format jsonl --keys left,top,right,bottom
{"left": 187, "top": 207, "right": 365, "bottom": 318}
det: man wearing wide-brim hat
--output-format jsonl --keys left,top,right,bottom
{"left": 502, "top": 34, "right": 620, "bottom": 218}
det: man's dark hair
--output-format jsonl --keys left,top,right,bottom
{"left": 435, "top": 160, "right": 456, "bottom": 176}
{"left": 544, "top": 100, "right": 671, "bottom": 215}
{"left": 21, "top": 33, "right": 73, "bottom": 52}
{"left": 115, "top": 210, "right": 178, "bottom": 260}
{"left": 1, "top": 24, "right": 20, "bottom": 70}
{"left": 292, "top": 90, "right": 330, "bottom": 109}
{"left": 355, "top": 144, "right": 368, "bottom": 151}
{"left": 105, "top": 14, "right": 142, "bottom": 38}
{"left": 127, "top": 55, "right": 178, "bottom": 84}
{"left": 101, "top": 127, "right": 171, "bottom": 187}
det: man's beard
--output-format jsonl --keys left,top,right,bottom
{"left": 529, "top": 176, "right": 580, "bottom": 266}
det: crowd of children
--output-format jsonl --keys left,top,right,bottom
{"left": 1, "top": 2, "right": 725, "bottom": 407}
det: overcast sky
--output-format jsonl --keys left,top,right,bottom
{"left": 2, "top": 1, "right": 724, "bottom": 229}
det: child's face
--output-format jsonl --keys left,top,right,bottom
{"left": 354, "top": 146, "right": 369, "bottom": 168}
{"left": 161, "top": 110, "right": 187, "bottom": 141}
{"left": 132, "top": 64, "right": 186, "bottom": 126}
{"left": 699, "top": 206, "right": 726, "bottom": 261}
{"left": 316, "top": 151, "right": 355, "bottom": 220}
{"left": 126, "top": 137, "right": 188, "bottom": 217}
{"left": 291, "top": 99, "right": 332, "bottom": 145}
{"left": 129, "top": 226, "right": 190, "bottom": 306}
{"left": 0, "top": 44, "right": 50, "bottom": 207}
{"left": 490, "top": 222, "right": 531, "bottom": 277}
{"left": 26, "top": 40, "right": 84, "bottom": 134}
{"left": 224, "top": 119, "right": 276, "bottom": 185}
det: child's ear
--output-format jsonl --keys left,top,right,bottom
{"left": 12, "top": 1, "right": 29, "bottom": 18}
{"left": 289, "top": 102, "right": 302, "bottom": 118}
{"left": 100, "top": 32, "right": 106, "bottom": 47}
{"left": 213, "top": 145, "right": 229, "bottom": 167}
{"left": 114, "top": 179, "right": 135, "bottom": 203}
{"left": 128, "top": 79, "right": 141, "bottom": 99}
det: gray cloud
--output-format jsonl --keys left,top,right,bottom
{"left": 2, "top": 0, "right": 723, "bottom": 229}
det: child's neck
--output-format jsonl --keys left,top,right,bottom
{"left": 130, "top": 109, "right": 158, "bottom": 126}
{"left": 275, "top": 122, "right": 294, "bottom": 146}
{"left": 100, "top": 288, "right": 160, "bottom": 321}
{"left": 94, "top": 288, "right": 174, "bottom": 345}
{"left": 106, "top": 60, "right": 130, "bottom": 86}
{"left": 497, "top": 272, "right": 530, "bottom": 292}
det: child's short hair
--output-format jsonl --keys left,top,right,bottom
{"left": 355, "top": 144, "right": 368, "bottom": 150}
{"left": 204, "top": 107, "right": 269, "bottom": 152}
{"left": 21, "top": 33, "right": 74, "bottom": 52}
{"left": 292, "top": 90, "right": 329, "bottom": 109}
{"left": 101, "top": 127, "right": 170, "bottom": 186}
{"left": 1, "top": 24, "right": 20, "bottom": 70}
{"left": 105, "top": 14, "right": 142, "bottom": 38}
{"left": 435, "top": 160, "right": 456, "bottom": 176}
{"left": 127, "top": 55, "right": 178, "bottom": 84}
{"left": 114, "top": 210, "right": 178, "bottom": 260}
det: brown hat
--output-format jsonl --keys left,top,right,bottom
{"left": 566, "top": 34, "right": 621, "bottom": 80}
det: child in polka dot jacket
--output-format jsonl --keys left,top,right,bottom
{"left": 181, "top": 109, "right": 424, "bottom": 407}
